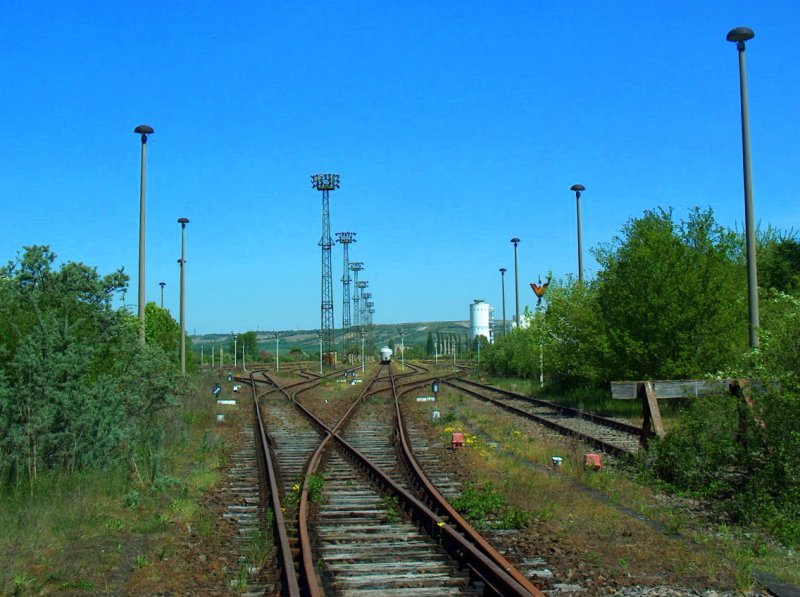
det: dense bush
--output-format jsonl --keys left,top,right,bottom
{"left": 0, "top": 246, "right": 180, "bottom": 489}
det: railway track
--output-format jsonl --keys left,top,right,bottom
{"left": 242, "top": 363, "right": 542, "bottom": 595}
{"left": 444, "top": 377, "right": 642, "bottom": 457}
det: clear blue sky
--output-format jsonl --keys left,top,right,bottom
{"left": 1, "top": 2, "right": 797, "bottom": 335}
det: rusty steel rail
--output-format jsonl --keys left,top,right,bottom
{"left": 445, "top": 377, "right": 641, "bottom": 458}
{"left": 245, "top": 371, "right": 301, "bottom": 597}
{"left": 455, "top": 377, "right": 642, "bottom": 435}
{"left": 389, "top": 368, "right": 544, "bottom": 596}
{"left": 295, "top": 366, "right": 388, "bottom": 596}
{"left": 293, "top": 366, "right": 535, "bottom": 596}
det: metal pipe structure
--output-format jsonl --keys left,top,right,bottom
{"left": 510, "top": 238, "right": 520, "bottom": 329}
{"left": 159, "top": 281, "right": 165, "bottom": 308}
{"left": 178, "top": 218, "right": 189, "bottom": 374}
{"left": 570, "top": 185, "right": 586, "bottom": 284}
{"left": 134, "top": 124, "right": 154, "bottom": 342}
{"left": 499, "top": 267, "right": 507, "bottom": 337}
{"left": 727, "top": 26, "right": 760, "bottom": 348}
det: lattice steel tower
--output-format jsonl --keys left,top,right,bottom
{"left": 363, "top": 292, "right": 372, "bottom": 327}
{"left": 354, "top": 279, "right": 367, "bottom": 331}
{"left": 350, "top": 262, "right": 363, "bottom": 330}
{"left": 336, "top": 232, "right": 356, "bottom": 346}
{"left": 311, "top": 174, "right": 340, "bottom": 361}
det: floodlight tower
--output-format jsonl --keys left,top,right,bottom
{"left": 357, "top": 281, "right": 368, "bottom": 331}
{"left": 350, "top": 262, "right": 364, "bottom": 329}
{"left": 311, "top": 174, "right": 340, "bottom": 361}
{"left": 368, "top": 306, "right": 375, "bottom": 326}
{"left": 362, "top": 292, "right": 372, "bottom": 327}
{"left": 336, "top": 232, "right": 356, "bottom": 346}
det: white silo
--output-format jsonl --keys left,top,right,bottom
{"left": 470, "top": 299, "right": 494, "bottom": 344}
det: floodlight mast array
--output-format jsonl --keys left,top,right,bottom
{"left": 350, "top": 262, "right": 364, "bottom": 330}
{"left": 355, "top": 279, "right": 367, "bottom": 332}
{"left": 336, "top": 232, "right": 356, "bottom": 348}
{"left": 363, "top": 293, "right": 373, "bottom": 326}
{"left": 360, "top": 286, "right": 370, "bottom": 330}
{"left": 311, "top": 174, "right": 340, "bottom": 363}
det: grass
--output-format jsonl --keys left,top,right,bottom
{"left": 0, "top": 371, "right": 235, "bottom": 595}
{"left": 423, "top": 385, "right": 800, "bottom": 589}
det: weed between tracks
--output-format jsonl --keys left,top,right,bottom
{"left": 407, "top": 374, "right": 799, "bottom": 591}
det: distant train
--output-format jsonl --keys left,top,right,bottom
{"left": 379, "top": 346, "right": 393, "bottom": 364}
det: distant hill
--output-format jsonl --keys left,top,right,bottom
{"left": 191, "top": 321, "right": 472, "bottom": 355}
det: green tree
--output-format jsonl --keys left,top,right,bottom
{"left": 0, "top": 246, "right": 178, "bottom": 488}
{"left": 758, "top": 228, "right": 800, "bottom": 295}
{"left": 145, "top": 302, "right": 180, "bottom": 361}
{"left": 593, "top": 207, "right": 746, "bottom": 379}
{"left": 238, "top": 331, "right": 258, "bottom": 362}
{"left": 540, "top": 279, "right": 610, "bottom": 386}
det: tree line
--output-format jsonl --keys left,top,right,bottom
{"left": 484, "top": 207, "right": 800, "bottom": 546}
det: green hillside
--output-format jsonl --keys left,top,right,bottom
{"left": 191, "top": 320, "right": 472, "bottom": 356}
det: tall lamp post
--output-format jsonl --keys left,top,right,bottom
{"left": 399, "top": 328, "right": 405, "bottom": 371}
{"left": 727, "top": 26, "right": 760, "bottom": 348}
{"left": 232, "top": 332, "right": 238, "bottom": 369}
{"left": 510, "top": 238, "right": 520, "bottom": 329}
{"left": 275, "top": 332, "right": 281, "bottom": 371}
{"left": 360, "top": 331, "right": 365, "bottom": 373}
{"left": 159, "top": 281, "right": 165, "bottom": 308}
{"left": 570, "top": 185, "right": 586, "bottom": 284}
{"left": 178, "top": 218, "right": 189, "bottom": 375}
{"left": 134, "top": 124, "right": 154, "bottom": 342}
{"left": 499, "top": 267, "right": 507, "bottom": 337}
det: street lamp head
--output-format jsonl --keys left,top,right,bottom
{"left": 727, "top": 27, "right": 754, "bottom": 43}
{"left": 510, "top": 237, "right": 520, "bottom": 246}
{"left": 178, "top": 217, "right": 189, "bottom": 226}
{"left": 500, "top": 267, "right": 507, "bottom": 274}
{"left": 134, "top": 125, "right": 154, "bottom": 143}
{"left": 159, "top": 281, "right": 165, "bottom": 288}
{"left": 570, "top": 184, "right": 586, "bottom": 193}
